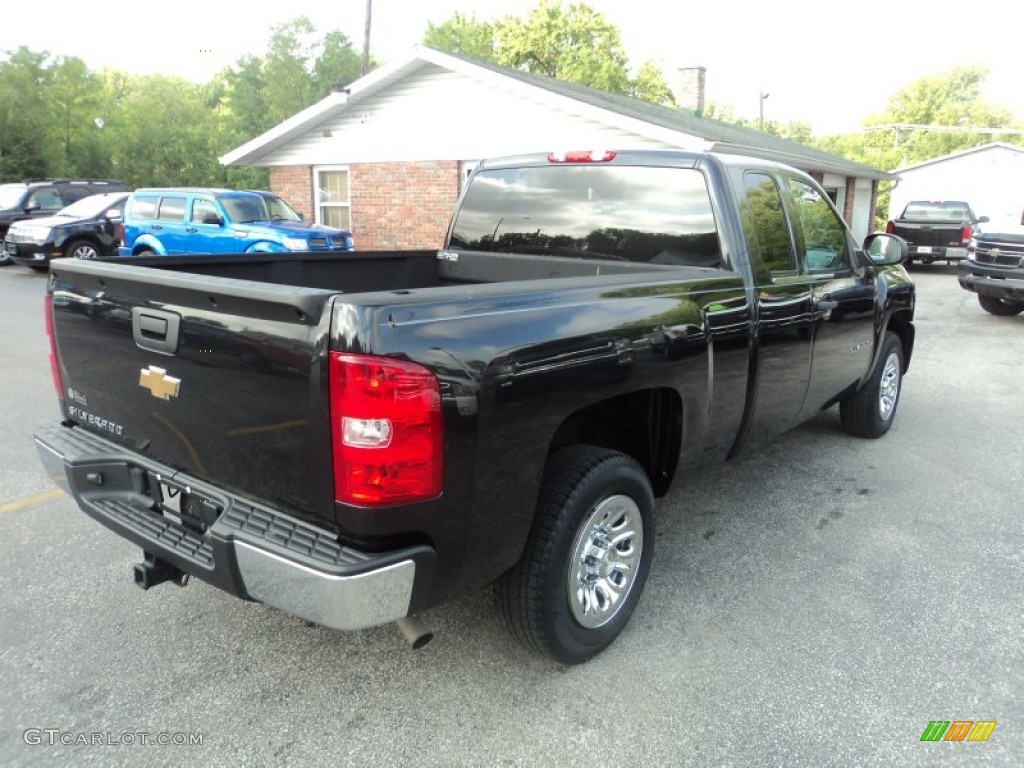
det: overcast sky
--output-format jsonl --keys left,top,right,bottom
{"left": 4, "top": 0, "right": 1021, "bottom": 135}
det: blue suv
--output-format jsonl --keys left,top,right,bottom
{"left": 119, "top": 188, "right": 353, "bottom": 256}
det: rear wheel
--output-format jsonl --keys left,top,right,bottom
{"left": 978, "top": 294, "right": 1024, "bottom": 316}
{"left": 64, "top": 239, "right": 100, "bottom": 260}
{"left": 495, "top": 445, "right": 654, "bottom": 664}
{"left": 840, "top": 331, "right": 904, "bottom": 438}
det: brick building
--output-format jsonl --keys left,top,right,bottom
{"left": 221, "top": 46, "right": 890, "bottom": 248}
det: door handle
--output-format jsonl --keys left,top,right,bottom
{"left": 132, "top": 308, "right": 181, "bottom": 355}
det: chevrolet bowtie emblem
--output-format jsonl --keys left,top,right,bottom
{"left": 139, "top": 366, "right": 181, "bottom": 400}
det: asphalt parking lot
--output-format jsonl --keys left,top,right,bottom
{"left": 0, "top": 263, "right": 1020, "bottom": 767}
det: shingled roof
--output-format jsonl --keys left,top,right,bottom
{"left": 452, "top": 50, "right": 889, "bottom": 180}
{"left": 223, "top": 45, "right": 888, "bottom": 180}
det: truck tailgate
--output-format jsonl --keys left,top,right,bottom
{"left": 48, "top": 259, "right": 337, "bottom": 527}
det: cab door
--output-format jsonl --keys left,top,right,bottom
{"left": 738, "top": 172, "right": 816, "bottom": 443}
{"left": 152, "top": 195, "right": 189, "bottom": 254}
{"left": 782, "top": 177, "right": 877, "bottom": 421}
{"left": 187, "top": 197, "right": 236, "bottom": 253}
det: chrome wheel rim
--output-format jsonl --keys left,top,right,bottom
{"left": 878, "top": 351, "right": 900, "bottom": 421}
{"left": 72, "top": 244, "right": 98, "bottom": 259}
{"left": 568, "top": 494, "right": 644, "bottom": 629}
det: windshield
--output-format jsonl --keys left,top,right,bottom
{"left": 219, "top": 193, "right": 301, "bottom": 223}
{"left": 450, "top": 165, "right": 724, "bottom": 267}
{"left": 901, "top": 201, "right": 972, "bottom": 220}
{"left": 0, "top": 184, "right": 27, "bottom": 209}
{"left": 57, "top": 193, "right": 125, "bottom": 218}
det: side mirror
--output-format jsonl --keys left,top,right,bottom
{"left": 202, "top": 212, "right": 223, "bottom": 226}
{"left": 24, "top": 201, "right": 40, "bottom": 213}
{"left": 977, "top": 215, "right": 989, "bottom": 224}
{"left": 863, "top": 233, "right": 907, "bottom": 266}
{"left": 105, "top": 209, "right": 122, "bottom": 221}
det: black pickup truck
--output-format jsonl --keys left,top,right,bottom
{"left": 36, "top": 150, "right": 914, "bottom": 663}
{"left": 887, "top": 200, "right": 987, "bottom": 266}
{"left": 958, "top": 226, "right": 1024, "bottom": 315}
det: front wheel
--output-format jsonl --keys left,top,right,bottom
{"left": 840, "top": 331, "right": 904, "bottom": 438}
{"left": 495, "top": 445, "right": 654, "bottom": 664}
{"left": 65, "top": 239, "right": 100, "bottom": 260}
{"left": 978, "top": 294, "right": 1024, "bottom": 316}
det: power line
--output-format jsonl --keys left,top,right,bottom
{"left": 863, "top": 124, "right": 1024, "bottom": 135}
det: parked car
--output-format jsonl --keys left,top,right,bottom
{"left": 37, "top": 149, "right": 914, "bottom": 664}
{"left": 958, "top": 225, "right": 1024, "bottom": 315}
{"left": 118, "top": 188, "right": 354, "bottom": 256}
{"left": 5, "top": 192, "right": 128, "bottom": 270}
{"left": 886, "top": 200, "right": 987, "bottom": 266}
{"left": 0, "top": 179, "right": 129, "bottom": 265}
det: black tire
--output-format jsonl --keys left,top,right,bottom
{"left": 64, "top": 239, "right": 100, "bottom": 260}
{"left": 840, "top": 331, "right": 904, "bottom": 438}
{"left": 134, "top": 247, "right": 155, "bottom": 256}
{"left": 978, "top": 294, "right": 1024, "bottom": 316}
{"left": 495, "top": 445, "right": 654, "bottom": 664}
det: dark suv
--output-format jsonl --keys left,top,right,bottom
{"left": 5, "top": 192, "right": 128, "bottom": 270}
{"left": 0, "top": 179, "right": 129, "bottom": 265}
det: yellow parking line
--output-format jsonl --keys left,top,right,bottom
{"left": 0, "top": 488, "right": 64, "bottom": 514}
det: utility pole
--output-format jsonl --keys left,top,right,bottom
{"left": 759, "top": 89, "right": 770, "bottom": 132}
{"left": 362, "top": 0, "right": 372, "bottom": 76}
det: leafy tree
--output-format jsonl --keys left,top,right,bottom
{"left": 0, "top": 47, "right": 56, "bottom": 179}
{"left": 630, "top": 61, "right": 676, "bottom": 107}
{"left": 423, "top": 1, "right": 676, "bottom": 106}
{"left": 495, "top": 1, "right": 630, "bottom": 93}
{"left": 424, "top": 13, "right": 496, "bottom": 60}
{"left": 103, "top": 75, "right": 223, "bottom": 187}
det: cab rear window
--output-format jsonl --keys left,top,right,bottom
{"left": 450, "top": 165, "right": 725, "bottom": 269}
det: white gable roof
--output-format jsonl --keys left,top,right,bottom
{"left": 894, "top": 142, "right": 1024, "bottom": 173}
{"left": 220, "top": 46, "right": 712, "bottom": 167}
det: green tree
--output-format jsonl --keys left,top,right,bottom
{"left": 424, "top": 1, "right": 676, "bottom": 106}
{"left": 495, "top": 1, "right": 630, "bottom": 93}
{"left": 424, "top": 13, "right": 496, "bottom": 60}
{"left": 0, "top": 47, "right": 56, "bottom": 179}
{"left": 104, "top": 75, "right": 223, "bottom": 187}
{"left": 630, "top": 61, "right": 676, "bottom": 107}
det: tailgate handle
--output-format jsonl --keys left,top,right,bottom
{"left": 132, "top": 308, "right": 181, "bottom": 355}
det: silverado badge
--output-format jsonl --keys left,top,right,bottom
{"left": 139, "top": 366, "right": 181, "bottom": 400}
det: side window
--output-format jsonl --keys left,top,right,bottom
{"left": 28, "top": 187, "right": 64, "bottom": 211}
{"left": 315, "top": 166, "right": 350, "bottom": 230}
{"left": 157, "top": 196, "right": 187, "bottom": 222}
{"left": 787, "top": 179, "right": 849, "bottom": 272}
{"left": 130, "top": 196, "right": 158, "bottom": 220}
{"left": 192, "top": 199, "right": 220, "bottom": 225}
{"left": 740, "top": 173, "right": 795, "bottom": 273}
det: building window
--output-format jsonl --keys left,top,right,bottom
{"left": 314, "top": 166, "right": 351, "bottom": 230}
{"left": 459, "top": 160, "right": 480, "bottom": 192}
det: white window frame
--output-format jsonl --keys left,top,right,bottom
{"left": 313, "top": 165, "right": 352, "bottom": 230}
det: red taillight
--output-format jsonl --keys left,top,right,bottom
{"left": 118, "top": 223, "right": 125, "bottom": 247}
{"left": 329, "top": 353, "right": 442, "bottom": 506}
{"left": 961, "top": 225, "right": 972, "bottom": 244}
{"left": 885, "top": 220, "right": 894, "bottom": 234}
{"left": 44, "top": 293, "right": 64, "bottom": 399}
{"left": 548, "top": 150, "right": 617, "bottom": 163}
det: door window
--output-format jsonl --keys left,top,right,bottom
{"left": 157, "top": 196, "right": 187, "bottom": 222}
{"left": 740, "top": 173, "right": 795, "bottom": 274}
{"left": 787, "top": 179, "right": 849, "bottom": 272}
{"left": 191, "top": 199, "right": 220, "bottom": 225}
